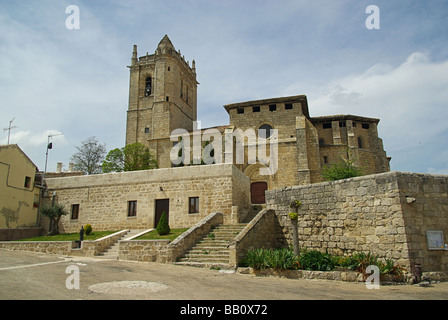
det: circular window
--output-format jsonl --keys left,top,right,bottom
{"left": 258, "top": 124, "right": 273, "bottom": 139}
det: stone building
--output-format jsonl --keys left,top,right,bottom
{"left": 125, "top": 35, "right": 390, "bottom": 204}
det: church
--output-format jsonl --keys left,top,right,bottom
{"left": 125, "top": 35, "right": 390, "bottom": 204}
{"left": 45, "top": 35, "right": 391, "bottom": 233}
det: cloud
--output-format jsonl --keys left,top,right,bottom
{"left": 308, "top": 52, "right": 448, "bottom": 173}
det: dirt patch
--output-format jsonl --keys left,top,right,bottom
{"left": 88, "top": 281, "right": 169, "bottom": 296}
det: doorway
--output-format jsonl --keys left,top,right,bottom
{"left": 154, "top": 199, "right": 169, "bottom": 228}
{"left": 251, "top": 182, "right": 267, "bottom": 204}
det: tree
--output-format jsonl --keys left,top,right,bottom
{"left": 289, "top": 200, "right": 301, "bottom": 256}
{"left": 102, "top": 142, "right": 158, "bottom": 173}
{"left": 156, "top": 212, "right": 170, "bottom": 235}
{"left": 40, "top": 204, "right": 69, "bottom": 235}
{"left": 70, "top": 136, "right": 106, "bottom": 174}
{"left": 322, "top": 158, "right": 362, "bottom": 181}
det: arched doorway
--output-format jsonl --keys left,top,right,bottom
{"left": 251, "top": 182, "right": 267, "bottom": 204}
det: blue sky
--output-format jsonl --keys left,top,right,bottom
{"left": 1, "top": 0, "right": 447, "bottom": 174}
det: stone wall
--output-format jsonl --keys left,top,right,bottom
{"left": 45, "top": 164, "right": 250, "bottom": 233}
{"left": 266, "top": 171, "right": 448, "bottom": 272}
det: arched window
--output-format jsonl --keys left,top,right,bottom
{"left": 145, "top": 77, "right": 152, "bottom": 97}
{"left": 258, "top": 124, "right": 273, "bottom": 139}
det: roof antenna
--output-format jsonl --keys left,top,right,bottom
{"left": 3, "top": 118, "right": 17, "bottom": 145}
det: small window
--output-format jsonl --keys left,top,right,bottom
{"left": 166, "top": 96, "right": 169, "bottom": 102}
{"left": 168, "top": 66, "right": 171, "bottom": 71}
{"left": 252, "top": 106, "right": 260, "bottom": 113}
{"left": 285, "top": 103, "right": 293, "bottom": 110}
{"left": 128, "top": 201, "right": 137, "bottom": 217}
{"left": 323, "top": 123, "right": 332, "bottom": 129}
{"left": 362, "top": 123, "right": 370, "bottom": 129}
{"left": 358, "top": 137, "right": 363, "bottom": 149}
{"left": 24, "top": 176, "right": 31, "bottom": 189}
{"left": 237, "top": 108, "right": 244, "bottom": 114}
{"left": 323, "top": 156, "right": 329, "bottom": 164}
{"left": 339, "top": 121, "right": 346, "bottom": 127}
{"left": 145, "top": 127, "right": 150, "bottom": 134}
{"left": 189, "top": 197, "right": 199, "bottom": 214}
{"left": 71, "top": 204, "right": 80, "bottom": 220}
{"left": 319, "top": 139, "right": 325, "bottom": 146}
{"left": 269, "top": 104, "right": 276, "bottom": 112}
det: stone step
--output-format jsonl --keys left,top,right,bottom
{"left": 177, "top": 224, "right": 246, "bottom": 268}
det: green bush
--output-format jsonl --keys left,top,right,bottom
{"left": 322, "top": 159, "right": 362, "bottom": 181}
{"left": 156, "top": 212, "right": 170, "bottom": 235}
{"left": 84, "top": 224, "right": 93, "bottom": 235}
{"left": 298, "top": 250, "right": 336, "bottom": 271}
{"left": 240, "top": 248, "right": 298, "bottom": 270}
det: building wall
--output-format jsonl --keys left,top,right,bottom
{"left": 45, "top": 164, "right": 250, "bottom": 233}
{"left": 0, "top": 145, "right": 40, "bottom": 229}
{"left": 266, "top": 171, "right": 448, "bottom": 272}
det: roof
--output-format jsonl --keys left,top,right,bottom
{"left": 310, "top": 114, "right": 380, "bottom": 124}
{"left": 0, "top": 144, "right": 39, "bottom": 171}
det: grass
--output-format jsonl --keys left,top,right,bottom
{"left": 18, "top": 230, "right": 118, "bottom": 242}
{"left": 135, "top": 228, "right": 189, "bottom": 241}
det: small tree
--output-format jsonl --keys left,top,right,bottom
{"left": 289, "top": 200, "right": 302, "bottom": 256}
{"left": 102, "top": 143, "right": 158, "bottom": 173}
{"left": 40, "top": 204, "right": 69, "bottom": 235}
{"left": 322, "top": 158, "right": 362, "bottom": 181}
{"left": 156, "top": 212, "right": 170, "bottom": 236}
{"left": 71, "top": 136, "right": 107, "bottom": 175}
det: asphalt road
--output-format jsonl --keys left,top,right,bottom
{"left": 1, "top": 249, "right": 447, "bottom": 303}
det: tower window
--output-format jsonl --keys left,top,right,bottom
{"left": 362, "top": 123, "right": 370, "bottom": 129}
{"left": 252, "top": 106, "right": 260, "bottom": 113}
{"left": 237, "top": 108, "right": 244, "bottom": 114}
{"left": 258, "top": 124, "right": 273, "bottom": 139}
{"left": 285, "top": 103, "right": 293, "bottom": 110}
{"left": 323, "top": 123, "right": 332, "bottom": 129}
{"left": 145, "top": 77, "right": 152, "bottom": 97}
{"left": 145, "top": 127, "right": 150, "bottom": 134}
{"left": 269, "top": 104, "right": 277, "bottom": 112}
{"left": 358, "top": 137, "right": 364, "bottom": 149}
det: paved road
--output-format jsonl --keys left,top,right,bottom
{"left": 1, "top": 249, "right": 447, "bottom": 303}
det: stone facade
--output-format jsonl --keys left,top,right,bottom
{"left": 45, "top": 164, "right": 250, "bottom": 233}
{"left": 125, "top": 36, "right": 391, "bottom": 202}
{"left": 266, "top": 171, "right": 448, "bottom": 272}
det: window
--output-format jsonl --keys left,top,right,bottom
{"left": 237, "top": 108, "right": 244, "bottom": 114}
{"left": 24, "top": 176, "right": 31, "bottom": 189}
{"left": 128, "top": 201, "right": 137, "bottom": 217}
{"left": 145, "top": 77, "right": 152, "bottom": 97}
{"left": 258, "top": 124, "right": 273, "bottom": 139}
{"left": 323, "top": 156, "right": 329, "bottom": 164}
{"left": 145, "top": 127, "right": 150, "bottom": 134}
{"left": 71, "top": 204, "right": 80, "bottom": 220}
{"left": 323, "top": 123, "right": 332, "bottom": 129}
{"left": 269, "top": 104, "right": 277, "bottom": 112}
{"left": 362, "top": 123, "right": 370, "bottom": 129}
{"left": 189, "top": 197, "right": 199, "bottom": 214}
{"left": 285, "top": 103, "right": 293, "bottom": 110}
{"left": 252, "top": 106, "right": 260, "bottom": 113}
{"left": 339, "top": 121, "right": 346, "bottom": 127}
{"left": 358, "top": 137, "right": 363, "bottom": 149}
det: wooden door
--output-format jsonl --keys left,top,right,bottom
{"left": 251, "top": 182, "right": 267, "bottom": 204}
{"left": 154, "top": 199, "right": 169, "bottom": 228}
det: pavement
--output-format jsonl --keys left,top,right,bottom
{"left": 1, "top": 248, "right": 447, "bottom": 303}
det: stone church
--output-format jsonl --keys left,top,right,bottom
{"left": 125, "top": 35, "right": 390, "bottom": 204}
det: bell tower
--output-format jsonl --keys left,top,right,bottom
{"left": 125, "top": 35, "right": 198, "bottom": 146}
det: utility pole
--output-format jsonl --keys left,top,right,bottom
{"left": 3, "top": 118, "right": 17, "bottom": 145}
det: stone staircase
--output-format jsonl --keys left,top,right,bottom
{"left": 175, "top": 224, "right": 247, "bottom": 268}
{"left": 96, "top": 229, "right": 149, "bottom": 260}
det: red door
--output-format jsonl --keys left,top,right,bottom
{"left": 251, "top": 182, "right": 267, "bottom": 204}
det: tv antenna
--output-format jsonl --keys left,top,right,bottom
{"left": 3, "top": 118, "right": 17, "bottom": 145}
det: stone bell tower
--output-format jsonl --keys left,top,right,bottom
{"left": 125, "top": 35, "right": 198, "bottom": 147}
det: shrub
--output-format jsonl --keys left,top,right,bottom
{"left": 322, "top": 159, "right": 362, "bottom": 181}
{"left": 156, "top": 212, "right": 170, "bottom": 235}
{"left": 84, "top": 224, "right": 92, "bottom": 236}
{"left": 240, "top": 248, "right": 298, "bottom": 270}
{"left": 298, "top": 250, "right": 336, "bottom": 271}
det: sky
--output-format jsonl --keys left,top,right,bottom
{"left": 0, "top": 0, "right": 447, "bottom": 175}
